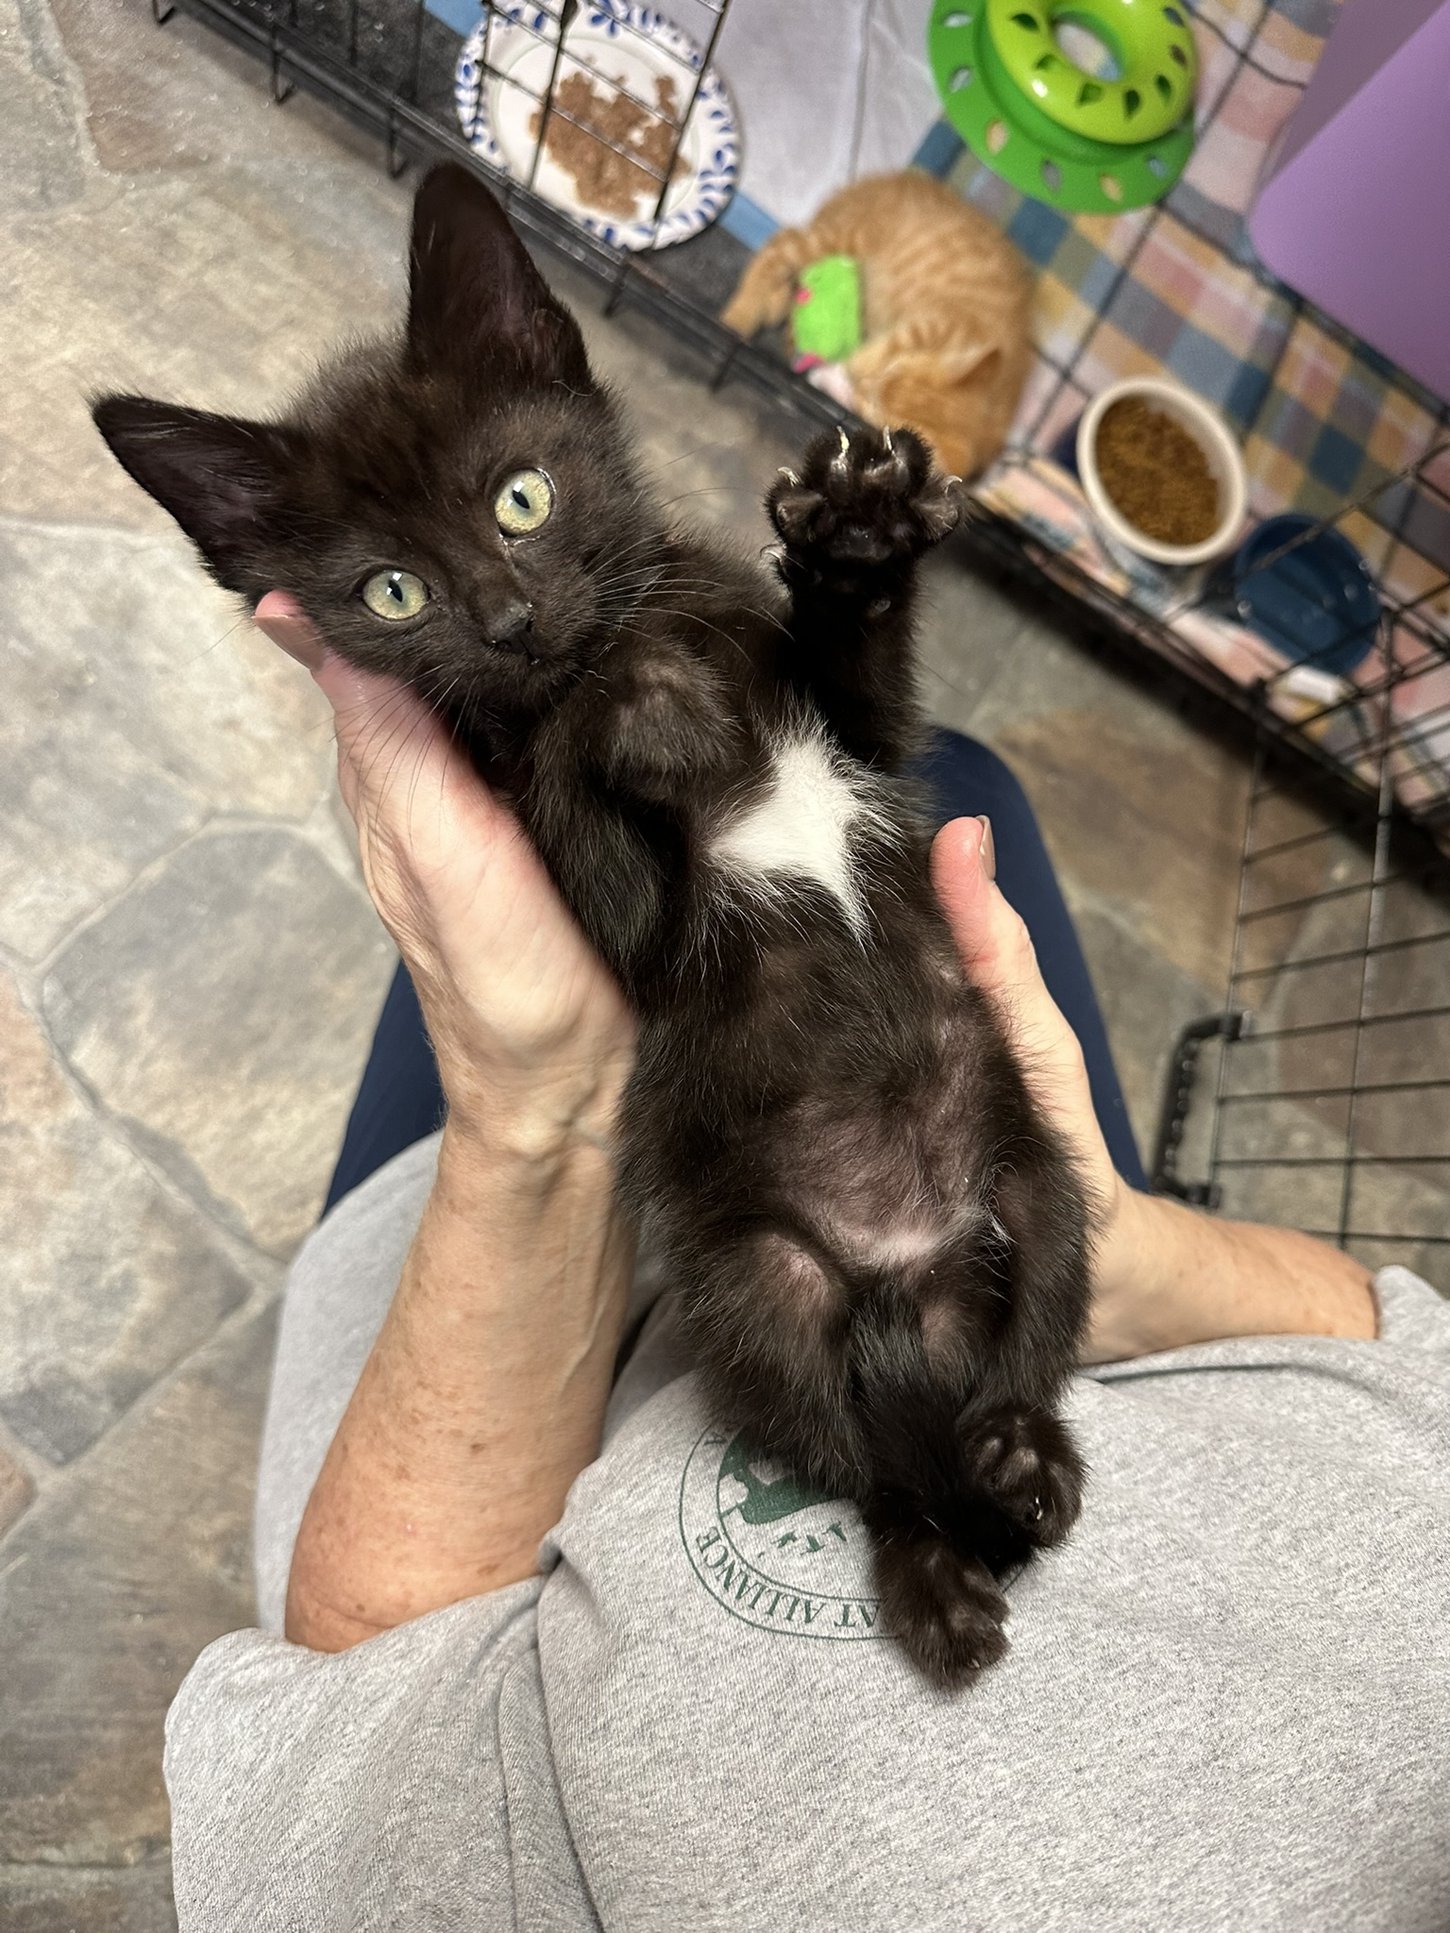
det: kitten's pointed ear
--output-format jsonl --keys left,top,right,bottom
{"left": 92, "top": 395, "right": 302, "bottom": 596}
{"left": 939, "top": 344, "right": 1002, "bottom": 386}
{"left": 406, "top": 163, "right": 591, "bottom": 388}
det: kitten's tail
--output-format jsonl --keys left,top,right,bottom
{"left": 720, "top": 227, "right": 812, "bottom": 337}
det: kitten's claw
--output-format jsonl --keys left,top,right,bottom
{"left": 769, "top": 423, "right": 957, "bottom": 568}
{"left": 963, "top": 1406, "right": 1084, "bottom": 1553}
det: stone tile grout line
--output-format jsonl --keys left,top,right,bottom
{"left": 0, "top": 1274, "right": 282, "bottom": 1540}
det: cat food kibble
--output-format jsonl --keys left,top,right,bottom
{"left": 1095, "top": 399, "right": 1220, "bottom": 548}
{"left": 530, "top": 71, "right": 681, "bottom": 220}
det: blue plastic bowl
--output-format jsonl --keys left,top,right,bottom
{"left": 1213, "top": 513, "right": 1382, "bottom": 676}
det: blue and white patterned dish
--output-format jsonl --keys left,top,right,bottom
{"left": 455, "top": 2, "right": 738, "bottom": 251}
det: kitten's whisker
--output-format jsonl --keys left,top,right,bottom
{"left": 710, "top": 595, "right": 790, "bottom": 637}
{"left": 624, "top": 606, "right": 754, "bottom": 666}
{"left": 341, "top": 708, "right": 420, "bottom": 785}
{"left": 358, "top": 729, "right": 421, "bottom": 809}
{"left": 339, "top": 686, "right": 414, "bottom": 750}
{"left": 351, "top": 692, "right": 430, "bottom": 796}
{"left": 595, "top": 571, "right": 675, "bottom": 602}
{"left": 418, "top": 673, "right": 465, "bottom": 739}
{"left": 404, "top": 717, "right": 440, "bottom": 829}
{"left": 601, "top": 581, "right": 722, "bottom": 617}
{"left": 650, "top": 438, "right": 747, "bottom": 472}
{"left": 599, "top": 531, "right": 674, "bottom": 573}
{"left": 656, "top": 484, "right": 762, "bottom": 511}
{"left": 614, "top": 567, "right": 787, "bottom": 639}
{"left": 380, "top": 716, "right": 435, "bottom": 813}
{"left": 598, "top": 560, "right": 720, "bottom": 594}
{"left": 632, "top": 595, "right": 790, "bottom": 661}
{"left": 918, "top": 659, "right": 982, "bottom": 711}
{"left": 591, "top": 545, "right": 661, "bottom": 572}
{"left": 178, "top": 612, "right": 254, "bottom": 669}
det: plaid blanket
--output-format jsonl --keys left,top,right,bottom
{"left": 925, "top": 0, "right": 1450, "bottom": 836}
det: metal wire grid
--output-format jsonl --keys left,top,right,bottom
{"left": 147, "top": 0, "right": 833, "bottom": 388}
{"left": 156, "top": 0, "right": 1450, "bottom": 836}
{"left": 987, "top": 432, "right": 1450, "bottom": 845}
{"left": 1154, "top": 514, "right": 1450, "bottom": 1276}
{"left": 454, "top": 0, "right": 725, "bottom": 220}
{"left": 1247, "top": 447, "right": 1450, "bottom": 836}
{"left": 156, "top": 0, "right": 1450, "bottom": 1261}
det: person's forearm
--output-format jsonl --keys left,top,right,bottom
{"left": 1084, "top": 1188, "right": 1376, "bottom": 1364}
{"left": 285, "top": 1121, "right": 635, "bottom": 1652}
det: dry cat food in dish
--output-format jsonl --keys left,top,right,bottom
{"left": 529, "top": 69, "right": 680, "bottom": 219}
{"left": 1094, "top": 398, "right": 1220, "bottom": 548}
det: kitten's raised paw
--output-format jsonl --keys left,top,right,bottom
{"left": 768, "top": 425, "right": 962, "bottom": 576}
{"left": 874, "top": 1531, "right": 1010, "bottom": 1692}
{"left": 962, "top": 1405, "right": 1085, "bottom": 1553}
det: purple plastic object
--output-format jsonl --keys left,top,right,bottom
{"left": 1249, "top": 0, "right": 1450, "bottom": 405}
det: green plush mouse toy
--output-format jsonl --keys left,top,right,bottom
{"left": 790, "top": 254, "right": 863, "bottom": 372}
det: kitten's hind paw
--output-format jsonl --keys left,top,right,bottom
{"left": 963, "top": 1405, "right": 1085, "bottom": 1553}
{"left": 874, "top": 1531, "right": 1010, "bottom": 1692}
{"left": 768, "top": 424, "right": 962, "bottom": 578}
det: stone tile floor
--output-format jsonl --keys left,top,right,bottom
{"left": 0, "top": 0, "right": 1282, "bottom": 1923}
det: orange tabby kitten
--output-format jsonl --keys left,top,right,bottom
{"left": 722, "top": 171, "right": 1033, "bottom": 480}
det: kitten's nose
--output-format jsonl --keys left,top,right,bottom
{"left": 490, "top": 596, "right": 534, "bottom": 651}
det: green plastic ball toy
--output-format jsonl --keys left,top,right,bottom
{"left": 929, "top": 0, "right": 1198, "bottom": 214}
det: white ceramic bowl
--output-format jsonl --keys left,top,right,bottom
{"left": 1076, "top": 377, "right": 1249, "bottom": 569}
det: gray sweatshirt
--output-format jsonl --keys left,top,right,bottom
{"left": 165, "top": 1134, "right": 1450, "bottom": 1931}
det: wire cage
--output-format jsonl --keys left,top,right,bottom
{"left": 1153, "top": 494, "right": 1450, "bottom": 1281}
{"left": 153, "top": 0, "right": 1450, "bottom": 1275}
{"left": 153, "top": 0, "right": 840, "bottom": 419}
{"left": 1216, "top": 788, "right": 1449, "bottom": 1290}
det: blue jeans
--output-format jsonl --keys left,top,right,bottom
{"left": 323, "top": 730, "right": 1146, "bottom": 1214}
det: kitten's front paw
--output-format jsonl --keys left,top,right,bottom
{"left": 768, "top": 425, "right": 962, "bottom": 574}
{"left": 962, "top": 1406, "right": 1085, "bottom": 1553}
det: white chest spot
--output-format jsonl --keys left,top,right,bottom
{"left": 709, "top": 733, "right": 885, "bottom": 930}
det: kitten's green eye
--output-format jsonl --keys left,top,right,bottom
{"left": 360, "top": 569, "right": 429, "bottom": 621}
{"left": 494, "top": 468, "right": 555, "bottom": 537}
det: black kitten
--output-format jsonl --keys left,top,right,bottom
{"left": 94, "top": 165, "right": 1092, "bottom": 1688}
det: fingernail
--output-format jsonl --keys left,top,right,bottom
{"left": 260, "top": 622, "right": 325, "bottom": 674}
{"left": 253, "top": 595, "right": 327, "bottom": 674}
{"left": 285, "top": 634, "right": 327, "bottom": 673}
{"left": 976, "top": 815, "right": 996, "bottom": 881}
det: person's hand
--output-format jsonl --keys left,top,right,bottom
{"left": 932, "top": 815, "right": 1142, "bottom": 1359}
{"left": 931, "top": 815, "right": 1124, "bottom": 1215}
{"left": 260, "top": 598, "right": 638, "bottom": 1648}
{"left": 932, "top": 816, "right": 1375, "bottom": 1360}
{"left": 254, "top": 593, "right": 635, "bottom": 1160}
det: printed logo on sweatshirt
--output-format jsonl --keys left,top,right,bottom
{"left": 679, "top": 1427, "right": 884, "bottom": 1640}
